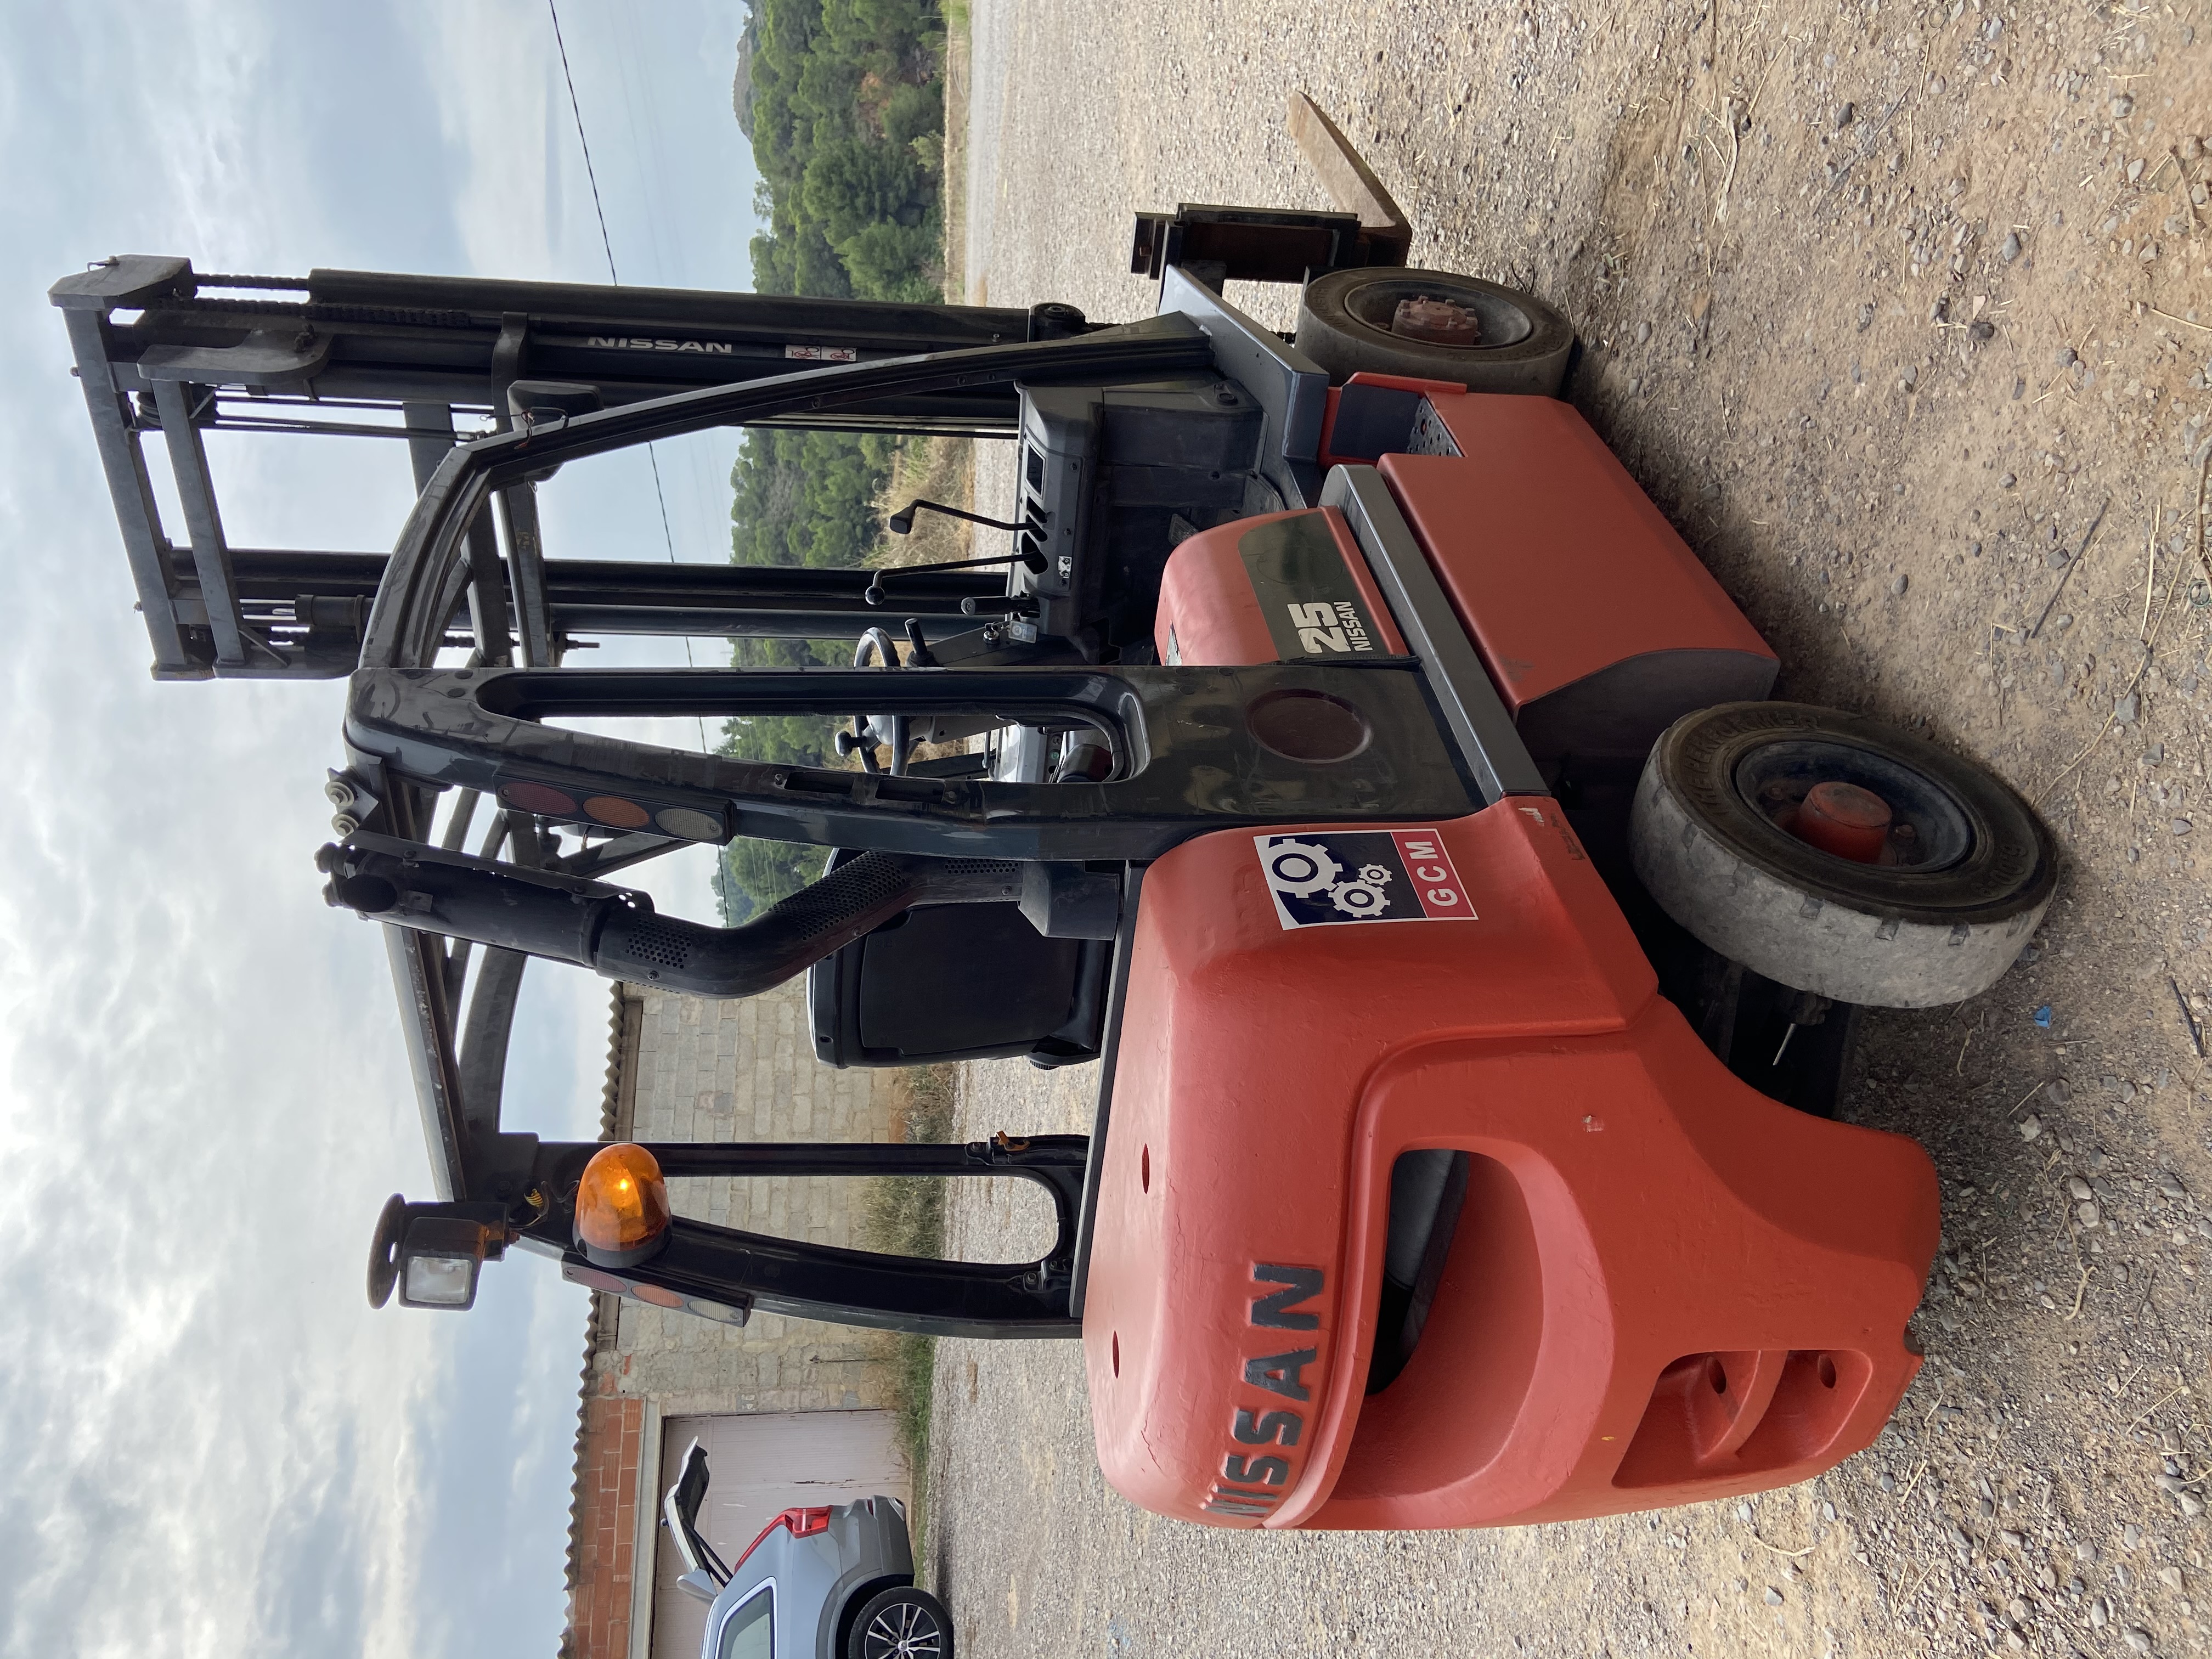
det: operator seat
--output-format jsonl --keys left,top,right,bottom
{"left": 808, "top": 851, "right": 1109, "bottom": 1069}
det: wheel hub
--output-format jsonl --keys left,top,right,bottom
{"left": 863, "top": 1601, "right": 944, "bottom": 1658}
{"left": 1786, "top": 780, "right": 1893, "bottom": 864}
{"left": 1734, "top": 735, "right": 1973, "bottom": 873}
{"left": 1391, "top": 295, "right": 1481, "bottom": 346}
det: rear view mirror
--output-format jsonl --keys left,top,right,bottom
{"left": 675, "top": 1569, "right": 720, "bottom": 1605}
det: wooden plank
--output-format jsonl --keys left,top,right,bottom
{"left": 1287, "top": 93, "right": 1412, "bottom": 248}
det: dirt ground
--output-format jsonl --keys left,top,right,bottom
{"left": 926, "top": 3, "right": 2212, "bottom": 1655}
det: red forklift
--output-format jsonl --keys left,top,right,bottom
{"left": 54, "top": 100, "right": 2050, "bottom": 1532}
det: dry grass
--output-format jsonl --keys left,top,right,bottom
{"left": 856, "top": 1064, "right": 958, "bottom": 1550}
{"left": 867, "top": 435, "right": 975, "bottom": 574}
{"left": 860, "top": 15, "right": 974, "bottom": 1549}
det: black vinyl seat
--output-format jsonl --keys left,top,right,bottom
{"left": 808, "top": 873, "right": 1110, "bottom": 1069}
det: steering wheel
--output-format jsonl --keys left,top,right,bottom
{"left": 836, "top": 627, "right": 909, "bottom": 775}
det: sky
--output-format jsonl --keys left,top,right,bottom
{"left": 0, "top": 3, "right": 760, "bottom": 1655}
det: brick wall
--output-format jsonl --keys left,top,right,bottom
{"left": 603, "top": 979, "right": 906, "bottom": 1414}
{"left": 563, "top": 1380, "right": 645, "bottom": 1659}
{"left": 562, "top": 982, "right": 910, "bottom": 1659}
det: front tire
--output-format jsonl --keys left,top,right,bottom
{"left": 1294, "top": 266, "right": 1575, "bottom": 393}
{"left": 1629, "top": 703, "right": 2057, "bottom": 1008}
{"left": 848, "top": 1585, "right": 954, "bottom": 1659}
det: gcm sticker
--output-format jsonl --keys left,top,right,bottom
{"left": 1255, "top": 830, "right": 1478, "bottom": 929}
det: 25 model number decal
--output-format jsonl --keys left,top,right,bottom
{"left": 1283, "top": 599, "right": 1375, "bottom": 656}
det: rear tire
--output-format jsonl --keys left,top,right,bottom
{"left": 848, "top": 1585, "right": 954, "bottom": 1659}
{"left": 1294, "top": 266, "right": 1574, "bottom": 394}
{"left": 1629, "top": 703, "right": 2057, "bottom": 1008}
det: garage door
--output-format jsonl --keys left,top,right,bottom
{"left": 650, "top": 1410, "right": 909, "bottom": 1659}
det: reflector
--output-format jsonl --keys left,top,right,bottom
{"left": 655, "top": 806, "right": 724, "bottom": 842}
{"left": 576, "top": 1142, "right": 673, "bottom": 1268}
{"left": 583, "top": 794, "right": 651, "bottom": 828}
{"left": 561, "top": 1261, "right": 631, "bottom": 1295}
{"left": 687, "top": 1296, "right": 752, "bottom": 1326}
{"left": 500, "top": 780, "right": 577, "bottom": 815}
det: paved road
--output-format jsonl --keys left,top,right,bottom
{"left": 929, "top": 5, "right": 2212, "bottom": 1655}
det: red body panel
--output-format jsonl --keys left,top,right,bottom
{"left": 1082, "top": 804, "right": 1937, "bottom": 1530}
{"left": 1379, "top": 396, "right": 1774, "bottom": 713}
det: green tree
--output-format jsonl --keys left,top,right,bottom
{"left": 838, "top": 221, "right": 942, "bottom": 303}
{"left": 720, "top": 0, "right": 950, "bottom": 919}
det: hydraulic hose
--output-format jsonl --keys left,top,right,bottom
{"left": 319, "top": 836, "right": 1022, "bottom": 997}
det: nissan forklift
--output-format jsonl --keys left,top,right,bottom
{"left": 54, "top": 97, "right": 2051, "bottom": 1532}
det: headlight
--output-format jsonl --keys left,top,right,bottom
{"left": 368, "top": 1194, "right": 510, "bottom": 1312}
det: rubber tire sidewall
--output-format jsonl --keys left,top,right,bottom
{"left": 1629, "top": 702, "right": 2058, "bottom": 1009}
{"left": 1295, "top": 266, "right": 1574, "bottom": 394}
{"left": 847, "top": 1585, "right": 955, "bottom": 1659}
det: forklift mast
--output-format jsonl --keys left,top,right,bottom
{"left": 50, "top": 255, "right": 1057, "bottom": 680}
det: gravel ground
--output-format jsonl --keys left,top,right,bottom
{"left": 927, "top": 4, "right": 2212, "bottom": 1655}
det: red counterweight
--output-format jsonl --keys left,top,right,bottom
{"left": 1316, "top": 381, "right": 1780, "bottom": 770}
{"left": 1081, "top": 805, "right": 1937, "bottom": 1530}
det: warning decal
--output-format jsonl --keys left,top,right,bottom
{"left": 1254, "top": 830, "right": 1478, "bottom": 930}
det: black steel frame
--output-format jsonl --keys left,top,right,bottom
{"left": 346, "top": 661, "right": 1481, "bottom": 859}
{"left": 50, "top": 255, "right": 1064, "bottom": 680}
{"left": 523, "top": 1136, "right": 1089, "bottom": 1339}
{"left": 354, "top": 315, "right": 1216, "bottom": 673}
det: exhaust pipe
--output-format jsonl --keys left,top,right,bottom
{"left": 318, "top": 834, "right": 1020, "bottom": 997}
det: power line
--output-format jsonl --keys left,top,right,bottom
{"left": 547, "top": 0, "right": 621, "bottom": 285}
{"left": 546, "top": 0, "right": 709, "bottom": 753}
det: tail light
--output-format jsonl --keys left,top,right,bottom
{"left": 731, "top": 1506, "right": 836, "bottom": 1573}
{"left": 781, "top": 1506, "right": 832, "bottom": 1538}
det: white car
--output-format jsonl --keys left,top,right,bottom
{"left": 664, "top": 1440, "right": 952, "bottom": 1659}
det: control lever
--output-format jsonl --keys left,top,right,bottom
{"left": 864, "top": 546, "right": 1046, "bottom": 606}
{"left": 887, "top": 498, "right": 1029, "bottom": 537}
{"left": 866, "top": 498, "right": 1049, "bottom": 606}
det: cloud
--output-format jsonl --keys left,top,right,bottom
{"left": 0, "top": 3, "right": 766, "bottom": 1650}
{"left": 0, "top": 3, "right": 685, "bottom": 1655}
{"left": 402, "top": 0, "right": 567, "bottom": 281}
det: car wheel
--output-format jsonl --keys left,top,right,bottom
{"left": 1294, "top": 266, "right": 1575, "bottom": 394}
{"left": 847, "top": 1584, "right": 954, "bottom": 1659}
{"left": 1629, "top": 702, "right": 2057, "bottom": 1008}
